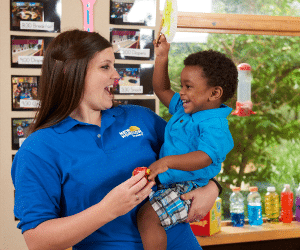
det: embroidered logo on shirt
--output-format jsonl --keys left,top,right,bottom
{"left": 119, "top": 126, "right": 143, "bottom": 138}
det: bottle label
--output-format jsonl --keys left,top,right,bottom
{"left": 248, "top": 205, "right": 263, "bottom": 226}
{"left": 265, "top": 193, "right": 279, "bottom": 220}
{"left": 281, "top": 192, "right": 293, "bottom": 209}
{"left": 231, "top": 213, "right": 245, "bottom": 227}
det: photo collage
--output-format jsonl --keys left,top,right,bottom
{"left": 10, "top": 0, "right": 61, "bottom": 150}
{"left": 10, "top": 0, "right": 158, "bottom": 154}
{"left": 109, "top": 0, "right": 157, "bottom": 112}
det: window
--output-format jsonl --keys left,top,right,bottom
{"left": 159, "top": 0, "right": 300, "bottom": 220}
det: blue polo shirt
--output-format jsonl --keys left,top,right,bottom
{"left": 158, "top": 93, "right": 234, "bottom": 186}
{"left": 12, "top": 104, "right": 203, "bottom": 250}
{"left": 12, "top": 105, "right": 166, "bottom": 249}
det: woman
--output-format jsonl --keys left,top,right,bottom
{"left": 12, "top": 29, "right": 220, "bottom": 250}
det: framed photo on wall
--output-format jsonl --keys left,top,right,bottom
{"left": 12, "top": 75, "right": 39, "bottom": 111}
{"left": 110, "top": 28, "right": 154, "bottom": 60}
{"left": 114, "top": 98, "right": 156, "bottom": 112}
{"left": 10, "top": 0, "right": 62, "bottom": 32}
{"left": 113, "top": 64, "right": 154, "bottom": 94}
{"left": 110, "top": 0, "right": 156, "bottom": 26}
{"left": 11, "top": 35, "right": 54, "bottom": 68}
{"left": 12, "top": 118, "right": 34, "bottom": 150}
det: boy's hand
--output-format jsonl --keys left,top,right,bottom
{"left": 153, "top": 34, "right": 170, "bottom": 58}
{"left": 147, "top": 157, "right": 170, "bottom": 181}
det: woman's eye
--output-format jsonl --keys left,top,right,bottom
{"left": 101, "top": 65, "right": 109, "bottom": 69}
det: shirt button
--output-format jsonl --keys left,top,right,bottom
{"left": 97, "top": 134, "right": 101, "bottom": 138}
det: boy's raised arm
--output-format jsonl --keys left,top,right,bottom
{"left": 153, "top": 35, "right": 175, "bottom": 109}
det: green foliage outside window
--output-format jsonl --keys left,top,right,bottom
{"left": 159, "top": 33, "right": 300, "bottom": 219}
{"left": 212, "top": 0, "right": 300, "bottom": 16}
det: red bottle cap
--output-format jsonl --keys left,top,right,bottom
{"left": 249, "top": 186, "right": 258, "bottom": 192}
{"left": 237, "top": 63, "right": 251, "bottom": 71}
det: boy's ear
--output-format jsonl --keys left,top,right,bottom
{"left": 209, "top": 86, "right": 223, "bottom": 101}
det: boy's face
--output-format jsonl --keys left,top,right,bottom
{"left": 179, "top": 65, "right": 215, "bottom": 114}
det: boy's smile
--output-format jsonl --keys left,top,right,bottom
{"left": 179, "top": 65, "right": 217, "bottom": 114}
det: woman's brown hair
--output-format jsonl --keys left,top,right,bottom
{"left": 30, "top": 29, "right": 112, "bottom": 133}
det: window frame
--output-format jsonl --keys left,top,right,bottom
{"left": 176, "top": 12, "right": 300, "bottom": 36}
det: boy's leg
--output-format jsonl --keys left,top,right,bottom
{"left": 137, "top": 201, "right": 167, "bottom": 250}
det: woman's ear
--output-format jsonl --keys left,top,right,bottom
{"left": 209, "top": 86, "right": 223, "bottom": 101}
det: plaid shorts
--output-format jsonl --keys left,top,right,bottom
{"left": 149, "top": 181, "right": 199, "bottom": 230}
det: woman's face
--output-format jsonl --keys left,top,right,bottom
{"left": 80, "top": 47, "right": 119, "bottom": 112}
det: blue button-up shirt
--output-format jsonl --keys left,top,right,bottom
{"left": 158, "top": 93, "right": 234, "bottom": 186}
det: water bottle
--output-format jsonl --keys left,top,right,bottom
{"left": 247, "top": 186, "right": 263, "bottom": 226}
{"left": 230, "top": 187, "right": 245, "bottom": 227}
{"left": 280, "top": 184, "right": 294, "bottom": 223}
{"left": 296, "top": 184, "right": 300, "bottom": 222}
{"left": 264, "top": 186, "right": 279, "bottom": 223}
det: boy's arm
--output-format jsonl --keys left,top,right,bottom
{"left": 148, "top": 151, "right": 212, "bottom": 181}
{"left": 153, "top": 34, "right": 175, "bottom": 109}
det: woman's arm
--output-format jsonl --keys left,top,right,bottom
{"left": 23, "top": 172, "right": 155, "bottom": 250}
{"left": 181, "top": 180, "right": 220, "bottom": 222}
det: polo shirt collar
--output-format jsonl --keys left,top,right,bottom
{"left": 191, "top": 104, "right": 232, "bottom": 122}
{"left": 52, "top": 106, "right": 124, "bottom": 134}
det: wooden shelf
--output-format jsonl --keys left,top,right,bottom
{"left": 196, "top": 221, "right": 300, "bottom": 246}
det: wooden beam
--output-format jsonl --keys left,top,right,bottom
{"left": 176, "top": 12, "right": 300, "bottom": 36}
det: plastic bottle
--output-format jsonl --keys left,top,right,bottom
{"left": 247, "top": 186, "right": 263, "bottom": 226}
{"left": 296, "top": 184, "right": 300, "bottom": 222}
{"left": 264, "top": 186, "right": 279, "bottom": 223}
{"left": 280, "top": 184, "right": 294, "bottom": 223}
{"left": 230, "top": 187, "right": 245, "bottom": 227}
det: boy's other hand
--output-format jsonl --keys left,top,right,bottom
{"left": 147, "top": 158, "right": 169, "bottom": 181}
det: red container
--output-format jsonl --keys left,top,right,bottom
{"left": 280, "top": 184, "right": 294, "bottom": 223}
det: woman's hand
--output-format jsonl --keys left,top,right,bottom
{"left": 23, "top": 172, "right": 155, "bottom": 250}
{"left": 102, "top": 171, "right": 155, "bottom": 219}
{"left": 181, "top": 180, "right": 219, "bottom": 222}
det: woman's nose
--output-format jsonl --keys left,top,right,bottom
{"left": 113, "top": 68, "right": 120, "bottom": 79}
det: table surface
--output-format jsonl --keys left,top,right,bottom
{"left": 196, "top": 221, "right": 300, "bottom": 246}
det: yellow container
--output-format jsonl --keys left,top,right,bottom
{"left": 190, "top": 197, "right": 222, "bottom": 236}
{"left": 265, "top": 187, "right": 279, "bottom": 223}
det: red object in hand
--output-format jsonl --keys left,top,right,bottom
{"left": 132, "top": 167, "right": 151, "bottom": 177}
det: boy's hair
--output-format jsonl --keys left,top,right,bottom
{"left": 184, "top": 50, "right": 238, "bottom": 102}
